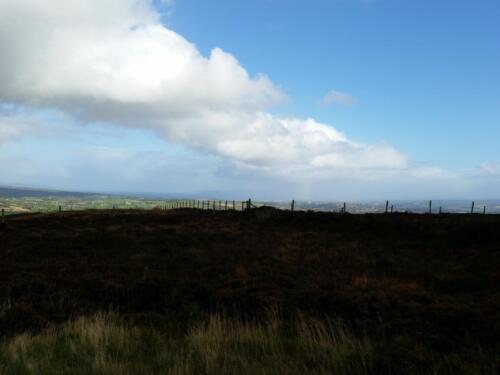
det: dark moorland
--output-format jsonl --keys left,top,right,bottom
{"left": 1, "top": 208, "right": 499, "bottom": 372}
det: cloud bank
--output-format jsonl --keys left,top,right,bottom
{"left": 0, "top": 0, "right": 409, "bottom": 179}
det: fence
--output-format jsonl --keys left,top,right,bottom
{"left": 0, "top": 199, "right": 255, "bottom": 220}
{"left": 0, "top": 198, "right": 497, "bottom": 223}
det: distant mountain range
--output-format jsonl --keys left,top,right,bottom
{"left": 0, "top": 185, "right": 97, "bottom": 198}
{"left": 0, "top": 185, "right": 251, "bottom": 200}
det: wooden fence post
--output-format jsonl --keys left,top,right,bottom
{"left": 241, "top": 201, "right": 244, "bottom": 211}
{"left": 219, "top": 200, "right": 222, "bottom": 210}
{"left": 343, "top": 202, "right": 346, "bottom": 214}
{"left": 390, "top": 205, "right": 394, "bottom": 213}
{"left": 385, "top": 200, "right": 389, "bottom": 213}
{"left": 225, "top": 200, "right": 228, "bottom": 210}
{"left": 471, "top": 201, "right": 475, "bottom": 214}
{"left": 213, "top": 200, "right": 216, "bottom": 211}
{"left": 59, "top": 205, "right": 62, "bottom": 213}
{"left": 439, "top": 206, "right": 442, "bottom": 215}
{"left": 291, "top": 200, "right": 295, "bottom": 212}
{"left": 233, "top": 200, "right": 236, "bottom": 210}
{"left": 429, "top": 200, "right": 432, "bottom": 214}
{"left": 483, "top": 206, "right": 486, "bottom": 215}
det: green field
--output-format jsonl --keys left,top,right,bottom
{"left": 0, "top": 196, "right": 251, "bottom": 216}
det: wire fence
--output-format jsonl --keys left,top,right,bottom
{"left": 2, "top": 198, "right": 499, "bottom": 225}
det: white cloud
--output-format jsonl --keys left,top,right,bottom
{"left": 0, "top": 0, "right": 405, "bottom": 180}
{"left": 481, "top": 163, "right": 500, "bottom": 177}
{"left": 0, "top": 113, "right": 49, "bottom": 143}
{"left": 320, "top": 90, "right": 357, "bottom": 107}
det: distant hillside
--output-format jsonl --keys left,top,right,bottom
{"left": 0, "top": 185, "right": 95, "bottom": 198}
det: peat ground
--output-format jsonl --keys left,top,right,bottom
{"left": 0, "top": 208, "right": 499, "bottom": 367}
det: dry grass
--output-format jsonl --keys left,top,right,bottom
{"left": 0, "top": 312, "right": 376, "bottom": 375}
{"left": 2, "top": 312, "right": 496, "bottom": 375}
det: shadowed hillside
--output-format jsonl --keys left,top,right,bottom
{"left": 1, "top": 209, "right": 499, "bottom": 373}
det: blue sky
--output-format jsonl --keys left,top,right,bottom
{"left": 0, "top": 0, "right": 499, "bottom": 200}
{"left": 165, "top": 0, "right": 500, "bottom": 167}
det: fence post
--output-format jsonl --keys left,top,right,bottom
{"left": 439, "top": 206, "right": 442, "bottom": 215}
{"left": 225, "top": 200, "right": 228, "bottom": 210}
{"left": 385, "top": 200, "right": 389, "bottom": 213}
{"left": 219, "top": 200, "right": 222, "bottom": 210}
{"left": 241, "top": 201, "right": 244, "bottom": 211}
{"left": 291, "top": 200, "right": 295, "bottom": 212}
{"left": 213, "top": 200, "right": 216, "bottom": 211}
{"left": 343, "top": 202, "right": 346, "bottom": 214}
{"left": 247, "top": 199, "right": 252, "bottom": 211}
{"left": 471, "top": 201, "right": 475, "bottom": 214}
{"left": 483, "top": 206, "right": 486, "bottom": 215}
{"left": 233, "top": 200, "right": 236, "bottom": 210}
{"left": 59, "top": 205, "right": 62, "bottom": 213}
{"left": 390, "top": 205, "right": 394, "bottom": 213}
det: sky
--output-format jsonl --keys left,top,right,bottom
{"left": 0, "top": 0, "right": 499, "bottom": 200}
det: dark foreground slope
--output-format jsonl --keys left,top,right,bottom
{"left": 0, "top": 209, "right": 499, "bottom": 372}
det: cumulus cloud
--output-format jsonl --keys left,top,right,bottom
{"left": 320, "top": 90, "right": 357, "bottom": 107}
{"left": 0, "top": 0, "right": 404, "bottom": 178}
